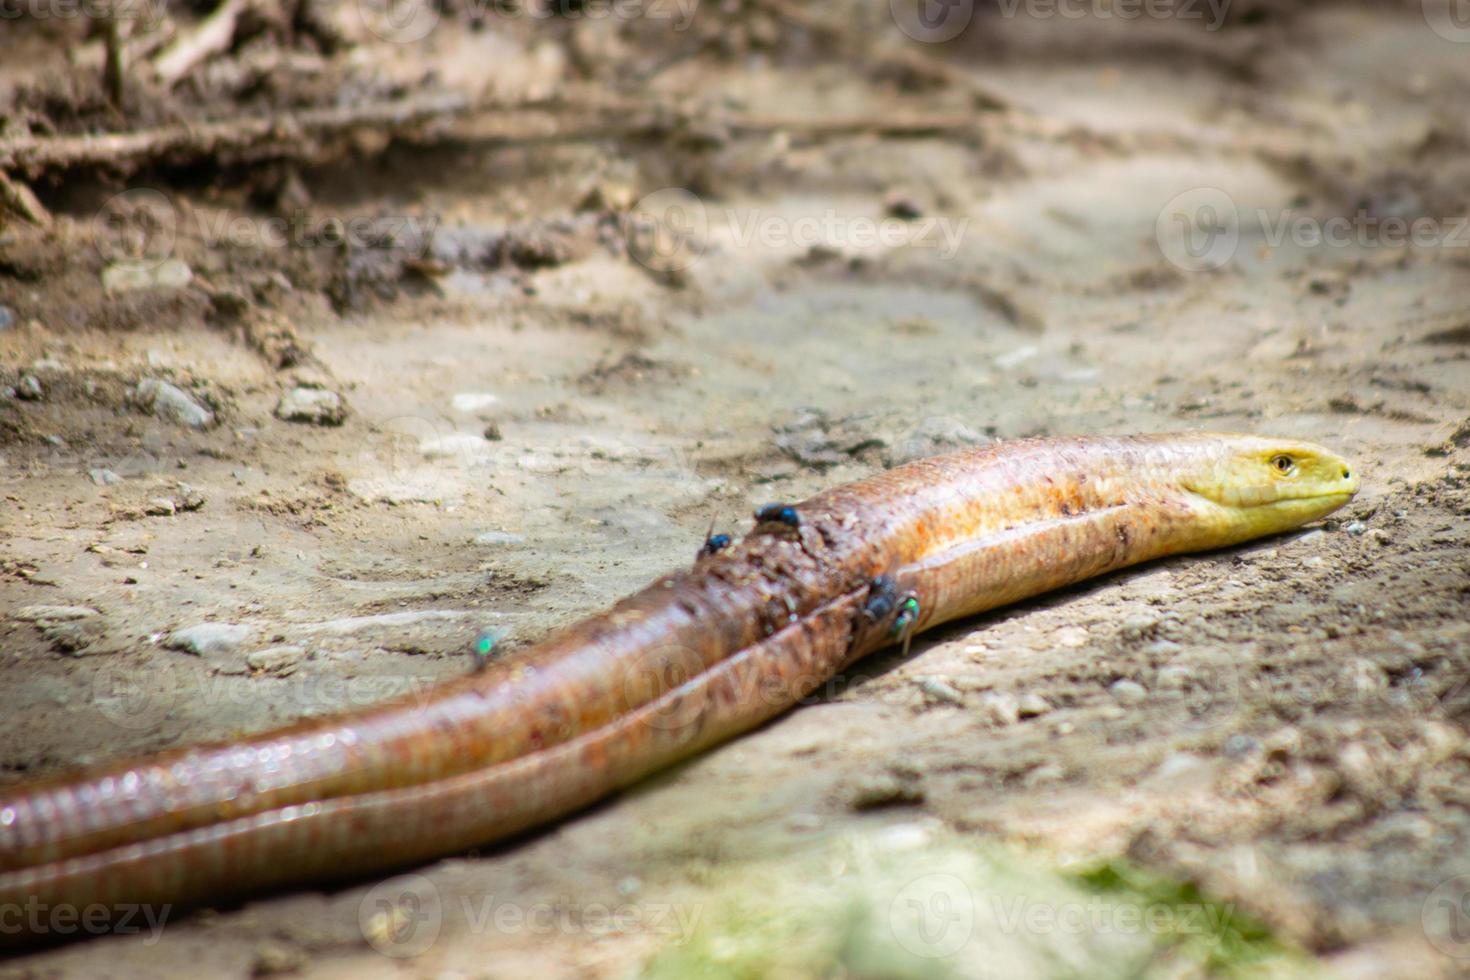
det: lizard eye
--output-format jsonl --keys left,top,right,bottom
{"left": 1270, "top": 454, "right": 1296, "bottom": 475}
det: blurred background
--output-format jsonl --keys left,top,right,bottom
{"left": 2, "top": 1, "right": 1469, "bottom": 976}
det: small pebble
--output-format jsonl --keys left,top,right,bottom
{"left": 1055, "top": 625, "right": 1089, "bottom": 648}
{"left": 976, "top": 691, "right": 1021, "bottom": 725}
{"left": 1109, "top": 679, "right": 1148, "bottom": 706}
{"left": 1156, "top": 665, "right": 1193, "bottom": 690}
{"left": 246, "top": 645, "right": 307, "bottom": 676}
{"left": 132, "top": 379, "right": 214, "bottom": 430}
{"left": 274, "top": 386, "right": 347, "bottom": 426}
{"left": 250, "top": 941, "right": 307, "bottom": 977}
{"left": 14, "top": 605, "right": 99, "bottom": 623}
{"left": 145, "top": 497, "right": 177, "bottom": 516}
{"left": 167, "top": 623, "right": 253, "bottom": 658}
{"left": 89, "top": 468, "right": 121, "bottom": 486}
{"left": 1224, "top": 734, "right": 1261, "bottom": 758}
{"left": 850, "top": 773, "right": 925, "bottom": 811}
{"left": 1017, "top": 693, "right": 1051, "bottom": 718}
{"left": 1142, "top": 639, "right": 1182, "bottom": 657}
{"left": 0, "top": 306, "right": 13, "bottom": 330}
{"left": 915, "top": 676, "right": 965, "bottom": 706}
{"left": 1344, "top": 521, "right": 1367, "bottom": 536}
{"left": 15, "top": 375, "right": 42, "bottom": 400}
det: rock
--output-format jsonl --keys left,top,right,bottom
{"left": 145, "top": 486, "right": 204, "bottom": 516}
{"left": 14, "top": 605, "right": 100, "bottom": 623}
{"left": 1142, "top": 639, "right": 1182, "bottom": 657}
{"left": 915, "top": 676, "right": 965, "bottom": 706}
{"left": 850, "top": 773, "right": 925, "bottom": 811}
{"left": 43, "top": 622, "right": 93, "bottom": 655}
{"left": 1109, "top": 679, "right": 1148, "bottom": 706}
{"left": 250, "top": 941, "right": 308, "bottom": 976}
{"left": 89, "top": 468, "right": 122, "bottom": 486}
{"left": 0, "top": 306, "right": 13, "bottom": 330}
{"left": 1156, "top": 665, "right": 1193, "bottom": 690}
{"left": 15, "top": 375, "right": 42, "bottom": 400}
{"left": 102, "top": 258, "right": 192, "bottom": 293}
{"left": 1344, "top": 521, "right": 1367, "bottom": 536}
{"left": 167, "top": 623, "right": 252, "bottom": 658}
{"left": 1118, "top": 614, "right": 1159, "bottom": 640}
{"left": 1223, "top": 734, "right": 1260, "bottom": 758}
{"left": 246, "top": 645, "right": 307, "bottom": 676}
{"left": 274, "top": 386, "right": 347, "bottom": 426}
{"left": 977, "top": 691, "right": 1021, "bottom": 725}
{"left": 133, "top": 379, "right": 214, "bottom": 429}
{"left": 14, "top": 605, "right": 99, "bottom": 628}
{"left": 883, "top": 191, "right": 923, "bottom": 220}
{"left": 473, "top": 530, "right": 526, "bottom": 546}
{"left": 451, "top": 392, "right": 499, "bottom": 412}
{"left": 1055, "top": 625, "right": 1089, "bottom": 648}
{"left": 145, "top": 497, "right": 177, "bottom": 516}
{"left": 1017, "top": 693, "right": 1051, "bottom": 718}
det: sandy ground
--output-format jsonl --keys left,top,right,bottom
{"left": 2, "top": 2, "right": 1469, "bottom": 977}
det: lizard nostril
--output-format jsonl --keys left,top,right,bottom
{"left": 1342, "top": 469, "right": 1351, "bottom": 479}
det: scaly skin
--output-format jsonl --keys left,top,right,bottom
{"left": 0, "top": 433, "right": 1357, "bottom": 943}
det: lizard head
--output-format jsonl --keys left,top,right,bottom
{"left": 1179, "top": 434, "right": 1360, "bottom": 541}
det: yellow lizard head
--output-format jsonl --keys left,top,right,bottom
{"left": 1179, "top": 434, "right": 1360, "bottom": 543}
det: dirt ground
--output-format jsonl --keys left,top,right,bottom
{"left": 2, "top": 1, "right": 1469, "bottom": 976}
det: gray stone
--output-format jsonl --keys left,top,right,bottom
{"left": 14, "top": 605, "right": 99, "bottom": 623}
{"left": 0, "top": 306, "right": 13, "bottom": 330}
{"left": 1017, "top": 693, "right": 1052, "bottom": 718}
{"left": 167, "top": 623, "right": 252, "bottom": 657}
{"left": 15, "top": 375, "right": 42, "bottom": 400}
{"left": 1109, "top": 679, "right": 1148, "bottom": 706}
{"left": 89, "top": 468, "right": 122, "bottom": 486}
{"left": 915, "top": 676, "right": 965, "bottom": 706}
{"left": 274, "top": 386, "right": 347, "bottom": 426}
{"left": 246, "top": 645, "right": 307, "bottom": 675}
{"left": 102, "top": 258, "right": 192, "bottom": 293}
{"left": 133, "top": 379, "right": 214, "bottom": 429}
{"left": 977, "top": 691, "right": 1021, "bottom": 725}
